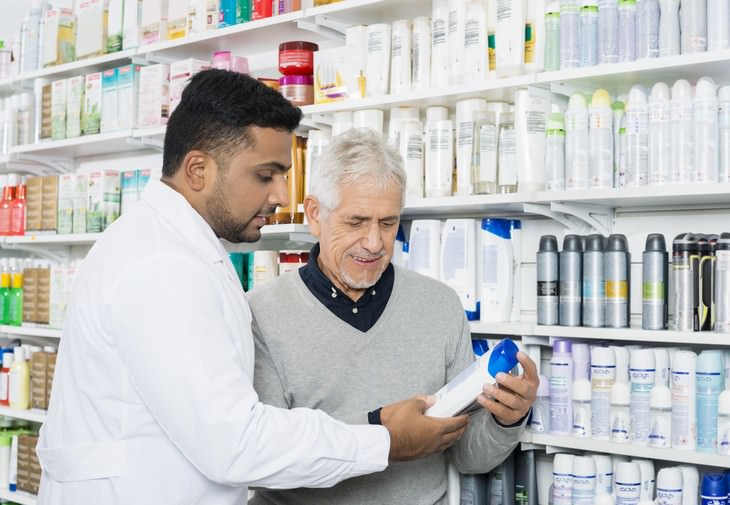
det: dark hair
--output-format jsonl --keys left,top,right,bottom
{"left": 162, "top": 69, "right": 302, "bottom": 176}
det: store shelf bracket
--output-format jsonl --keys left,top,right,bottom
{"left": 524, "top": 202, "right": 614, "bottom": 236}
{"left": 296, "top": 15, "right": 349, "bottom": 41}
{"left": 2, "top": 243, "right": 69, "bottom": 263}
{"left": 11, "top": 153, "right": 73, "bottom": 174}
{"left": 126, "top": 136, "right": 164, "bottom": 152}
{"left": 132, "top": 52, "right": 178, "bottom": 67}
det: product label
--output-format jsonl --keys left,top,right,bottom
{"left": 572, "top": 404, "right": 590, "bottom": 437}
{"left": 524, "top": 23, "right": 534, "bottom": 63}
{"left": 478, "top": 124, "right": 498, "bottom": 182}
{"left": 488, "top": 33, "right": 496, "bottom": 71}
{"left": 367, "top": 30, "right": 385, "bottom": 54}
{"left": 432, "top": 18, "right": 447, "bottom": 47}
{"left": 655, "top": 486, "right": 682, "bottom": 505}
{"left": 591, "top": 367, "right": 614, "bottom": 439}
{"left": 406, "top": 134, "right": 423, "bottom": 161}
{"left": 465, "top": 19, "right": 480, "bottom": 48}
{"left": 605, "top": 280, "right": 628, "bottom": 299}
{"left": 572, "top": 475, "right": 596, "bottom": 505}
{"left": 642, "top": 281, "right": 664, "bottom": 301}
{"left": 498, "top": 127, "right": 517, "bottom": 185}
{"left": 629, "top": 368, "right": 655, "bottom": 443}
{"left": 392, "top": 34, "right": 403, "bottom": 57}
{"left": 537, "top": 280, "right": 558, "bottom": 297}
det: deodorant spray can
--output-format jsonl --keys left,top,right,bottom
{"left": 715, "top": 233, "right": 730, "bottom": 333}
{"left": 672, "top": 233, "right": 699, "bottom": 331}
{"left": 537, "top": 235, "right": 560, "bottom": 325}
{"left": 583, "top": 234, "right": 606, "bottom": 327}
{"left": 699, "top": 234, "right": 718, "bottom": 331}
{"left": 560, "top": 234, "right": 583, "bottom": 326}
{"left": 642, "top": 233, "right": 668, "bottom": 330}
{"left": 605, "top": 234, "right": 630, "bottom": 328}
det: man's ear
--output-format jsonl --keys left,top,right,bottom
{"left": 303, "top": 196, "right": 322, "bottom": 238}
{"left": 182, "top": 151, "right": 212, "bottom": 192}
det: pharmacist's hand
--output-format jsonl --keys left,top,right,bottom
{"left": 477, "top": 351, "right": 538, "bottom": 426}
{"left": 381, "top": 396, "right": 469, "bottom": 462}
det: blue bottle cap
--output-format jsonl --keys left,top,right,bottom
{"left": 472, "top": 339, "right": 489, "bottom": 357}
{"left": 487, "top": 339, "right": 519, "bottom": 378}
{"left": 725, "top": 470, "right": 730, "bottom": 497}
{"left": 480, "top": 218, "right": 511, "bottom": 239}
{"left": 701, "top": 473, "right": 728, "bottom": 498}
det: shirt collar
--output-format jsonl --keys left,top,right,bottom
{"left": 141, "top": 178, "right": 230, "bottom": 263}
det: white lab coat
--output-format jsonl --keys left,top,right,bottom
{"left": 37, "top": 179, "right": 389, "bottom": 505}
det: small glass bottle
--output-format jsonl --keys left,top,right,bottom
{"left": 10, "top": 181, "right": 26, "bottom": 237}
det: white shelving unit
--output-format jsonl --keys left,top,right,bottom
{"left": 0, "top": 489, "right": 38, "bottom": 505}
{"left": 0, "top": 325, "right": 61, "bottom": 340}
{"left": 0, "top": 406, "right": 46, "bottom": 424}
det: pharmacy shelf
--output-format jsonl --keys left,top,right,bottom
{"left": 9, "top": 130, "right": 140, "bottom": 159}
{"left": 0, "top": 406, "right": 46, "bottom": 424}
{"left": 521, "top": 432, "right": 730, "bottom": 468}
{"left": 4, "top": 233, "right": 101, "bottom": 246}
{"left": 16, "top": 49, "right": 136, "bottom": 84}
{"left": 532, "top": 324, "right": 730, "bottom": 347}
{"left": 0, "top": 489, "right": 37, "bottom": 505}
{"left": 305, "top": 0, "right": 431, "bottom": 26}
{"left": 470, "top": 321, "right": 535, "bottom": 337}
{"left": 403, "top": 193, "right": 528, "bottom": 219}
{"left": 0, "top": 325, "right": 61, "bottom": 339}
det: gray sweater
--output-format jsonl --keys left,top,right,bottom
{"left": 248, "top": 265, "right": 524, "bottom": 505}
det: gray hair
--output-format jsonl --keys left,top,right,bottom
{"left": 309, "top": 128, "right": 406, "bottom": 212}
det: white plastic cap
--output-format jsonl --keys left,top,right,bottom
{"left": 426, "top": 106, "right": 449, "bottom": 122}
{"left": 672, "top": 350, "right": 697, "bottom": 377}
{"left": 568, "top": 93, "right": 588, "bottom": 111}
{"left": 13, "top": 347, "right": 24, "bottom": 362}
{"left": 650, "top": 82, "right": 671, "bottom": 103}
{"left": 553, "top": 453, "right": 575, "bottom": 477}
{"left": 537, "top": 374, "right": 550, "bottom": 397}
{"left": 2, "top": 352, "right": 14, "bottom": 369}
{"left": 591, "top": 89, "right": 612, "bottom": 108}
{"left": 592, "top": 454, "right": 613, "bottom": 494}
{"left": 671, "top": 79, "right": 693, "bottom": 99}
{"left": 487, "top": 101, "right": 511, "bottom": 113}
{"left": 19, "top": 92, "right": 33, "bottom": 108}
{"left": 629, "top": 349, "right": 656, "bottom": 381}
{"left": 591, "top": 346, "right": 616, "bottom": 368}
{"left": 573, "top": 379, "right": 592, "bottom": 401}
{"left": 547, "top": 1, "right": 560, "bottom": 13}
{"left": 656, "top": 467, "right": 683, "bottom": 492}
{"left": 653, "top": 347, "right": 669, "bottom": 386}
{"left": 353, "top": 109, "right": 384, "bottom": 132}
{"left": 632, "top": 459, "right": 655, "bottom": 500}
{"left": 695, "top": 76, "right": 717, "bottom": 98}
{"left": 650, "top": 385, "right": 672, "bottom": 409}
{"left": 610, "top": 381, "right": 630, "bottom": 406}
{"left": 719, "top": 84, "right": 730, "bottom": 102}
{"left": 43, "top": 345, "right": 57, "bottom": 354}
{"left": 697, "top": 350, "right": 724, "bottom": 374}
{"left": 572, "top": 343, "right": 590, "bottom": 381}
{"left": 455, "top": 98, "right": 487, "bottom": 118}
{"left": 718, "top": 390, "right": 730, "bottom": 415}
{"left": 678, "top": 466, "right": 699, "bottom": 497}
{"left": 628, "top": 85, "right": 648, "bottom": 107}
{"left": 610, "top": 345, "right": 629, "bottom": 383}
{"left": 572, "top": 455, "right": 595, "bottom": 477}
{"left": 615, "top": 461, "right": 641, "bottom": 486}
{"left": 390, "top": 105, "right": 420, "bottom": 121}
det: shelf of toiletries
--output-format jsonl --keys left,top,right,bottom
{"left": 0, "top": 406, "right": 46, "bottom": 425}
{"left": 521, "top": 432, "right": 730, "bottom": 469}
{"left": 0, "top": 325, "right": 61, "bottom": 340}
{"left": 0, "top": 488, "right": 37, "bottom": 505}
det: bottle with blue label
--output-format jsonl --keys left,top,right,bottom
{"left": 701, "top": 473, "right": 728, "bottom": 505}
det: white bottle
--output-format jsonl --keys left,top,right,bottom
{"left": 463, "top": 0, "right": 489, "bottom": 81}
{"left": 617, "top": 0, "right": 636, "bottom": 62}
{"left": 614, "top": 461, "right": 641, "bottom": 505}
{"left": 658, "top": 0, "right": 680, "bottom": 56}
{"left": 573, "top": 342, "right": 591, "bottom": 382}
{"left": 531, "top": 374, "right": 551, "bottom": 433}
{"left": 545, "top": 112, "right": 566, "bottom": 191}
{"left": 632, "top": 459, "right": 655, "bottom": 501}
{"left": 0, "top": 352, "right": 13, "bottom": 406}
{"left": 636, "top": 0, "right": 659, "bottom": 58}
{"left": 653, "top": 347, "right": 670, "bottom": 388}
{"left": 550, "top": 339, "right": 574, "bottom": 435}
{"left": 305, "top": 130, "right": 331, "bottom": 197}
{"left": 411, "top": 16, "right": 432, "bottom": 91}
{"left": 496, "top": 0, "right": 526, "bottom": 77}
{"left": 671, "top": 350, "right": 697, "bottom": 450}
{"left": 440, "top": 219, "right": 479, "bottom": 320}
{"left": 680, "top": 0, "right": 707, "bottom": 54}
{"left": 409, "top": 220, "right": 442, "bottom": 280}
{"left": 610, "top": 381, "right": 630, "bottom": 443}
{"left": 717, "top": 390, "right": 730, "bottom": 454}
{"left": 472, "top": 110, "right": 499, "bottom": 194}
{"left": 455, "top": 98, "right": 488, "bottom": 196}
{"left": 592, "top": 454, "right": 614, "bottom": 495}
{"left": 560, "top": 0, "right": 581, "bottom": 68}
{"left": 515, "top": 88, "right": 550, "bottom": 192}
{"left": 591, "top": 346, "right": 616, "bottom": 440}
{"left": 365, "top": 23, "right": 391, "bottom": 97}
{"left": 624, "top": 85, "right": 649, "bottom": 186}
{"left": 478, "top": 218, "right": 513, "bottom": 322}
{"left": 425, "top": 119, "right": 454, "bottom": 197}
{"left": 656, "top": 467, "right": 683, "bottom": 505}
{"left": 598, "top": 0, "right": 619, "bottom": 64}
{"left": 400, "top": 119, "right": 425, "bottom": 202}
{"left": 589, "top": 89, "right": 614, "bottom": 188}
{"left": 612, "top": 100, "right": 625, "bottom": 187}
{"left": 670, "top": 79, "right": 694, "bottom": 184}
{"left": 648, "top": 82, "right": 672, "bottom": 185}
{"left": 693, "top": 76, "right": 719, "bottom": 183}
{"left": 648, "top": 384, "right": 672, "bottom": 448}
{"left": 611, "top": 345, "right": 630, "bottom": 384}
{"left": 552, "top": 453, "right": 574, "bottom": 505}
{"left": 678, "top": 466, "right": 699, "bottom": 505}
{"left": 509, "top": 219, "right": 522, "bottom": 322}
{"left": 497, "top": 113, "right": 518, "bottom": 193}
{"left": 431, "top": 0, "right": 450, "bottom": 89}
{"left": 331, "top": 111, "right": 354, "bottom": 136}
{"left": 579, "top": 0, "right": 599, "bottom": 67}
{"left": 565, "top": 93, "right": 589, "bottom": 189}
{"left": 448, "top": 0, "right": 467, "bottom": 85}
{"left": 526, "top": 0, "right": 547, "bottom": 72}
{"left": 708, "top": 0, "right": 730, "bottom": 50}
{"left": 629, "top": 349, "right": 655, "bottom": 445}
{"left": 572, "top": 378, "right": 592, "bottom": 437}
{"left": 389, "top": 19, "right": 412, "bottom": 95}
{"left": 719, "top": 84, "right": 730, "bottom": 183}
{"left": 353, "top": 109, "right": 384, "bottom": 132}
{"left": 571, "top": 456, "right": 596, "bottom": 505}
{"left": 251, "top": 251, "right": 278, "bottom": 290}
{"left": 695, "top": 350, "right": 724, "bottom": 452}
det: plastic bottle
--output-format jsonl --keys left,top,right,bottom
{"left": 605, "top": 234, "right": 629, "bottom": 328}
{"left": 698, "top": 234, "right": 716, "bottom": 332}
{"left": 537, "top": 235, "right": 559, "bottom": 326}
{"left": 424, "top": 119, "right": 453, "bottom": 197}
{"left": 545, "top": 112, "right": 566, "bottom": 190}
{"left": 560, "top": 0, "right": 580, "bottom": 68}
{"left": 510, "top": 219, "right": 523, "bottom": 322}
{"left": 625, "top": 85, "right": 649, "bottom": 186}
{"left": 514, "top": 89, "right": 550, "bottom": 193}
{"left": 545, "top": 3, "right": 561, "bottom": 71}
{"left": 583, "top": 234, "right": 605, "bottom": 327}
{"left": 0, "top": 263, "right": 9, "bottom": 325}
{"left": 680, "top": 0, "right": 707, "bottom": 54}
{"left": 565, "top": 93, "right": 589, "bottom": 189}
{"left": 633, "top": 459, "right": 655, "bottom": 501}
{"left": 693, "top": 77, "right": 719, "bottom": 183}
{"left": 552, "top": 453, "right": 574, "bottom": 505}
{"left": 670, "top": 79, "right": 694, "bottom": 184}
{"left": 530, "top": 374, "right": 551, "bottom": 432}
{"left": 716, "top": 233, "right": 730, "bottom": 333}
{"left": 671, "top": 351, "right": 697, "bottom": 450}
{"left": 571, "top": 456, "right": 596, "bottom": 504}
{"left": 6, "top": 271, "right": 22, "bottom": 327}
{"left": 463, "top": 1, "right": 488, "bottom": 82}
{"left": 718, "top": 390, "right": 730, "bottom": 454}
{"left": 719, "top": 86, "right": 730, "bottom": 183}
{"left": 642, "top": 233, "right": 668, "bottom": 330}
{"left": 550, "top": 339, "right": 574, "bottom": 435}
{"left": 572, "top": 378, "right": 592, "bottom": 437}
{"left": 497, "top": 113, "right": 518, "bottom": 193}
{"left": 598, "top": 0, "right": 619, "bottom": 63}
{"left": 617, "top": 0, "right": 636, "bottom": 62}
{"left": 648, "top": 384, "right": 672, "bottom": 447}
{"left": 10, "top": 182, "right": 26, "bottom": 237}
{"left": 431, "top": 0, "right": 450, "bottom": 89}
{"left": 589, "top": 89, "right": 614, "bottom": 188}
{"left": 672, "top": 233, "right": 699, "bottom": 331}
{"left": 636, "top": 0, "right": 659, "bottom": 58}
{"left": 614, "top": 461, "right": 641, "bottom": 504}
{"left": 0, "top": 351, "right": 12, "bottom": 407}
{"left": 573, "top": 342, "right": 591, "bottom": 382}
{"left": 648, "top": 82, "right": 672, "bottom": 185}
{"left": 448, "top": 0, "right": 467, "bottom": 85}
{"left": 390, "top": 19, "right": 412, "bottom": 95}
{"left": 701, "top": 474, "right": 728, "bottom": 505}
{"left": 560, "top": 234, "right": 583, "bottom": 326}
{"left": 472, "top": 110, "right": 498, "bottom": 194}
{"left": 8, "top": 347, "right": 29, "bottom": 410}
{"left": 479, "top": 218, "right": 513, "bottom": 322}
{"left": 656, "top": 467, "right": 683, "bottom": 505}
{"left": 679, "top": 466, "right": 700, "bottom": 505}
{"left": 591, "top": 346, "right": 616, "bottom": 440}
{"left": 654, "top": 347, "right": 671, "bottom": 388}
{"left": 579, "top": 0, "right": 598, "bottom": 66}
{"left": 455, "top": 98, "right": 488, "bottom": 196}
{"left": 592, "top": 454, "right": 613, "bottom": 495}
{"left": 629, "top": 349, "right": 655, "bottom": 445}
{"left": 610, "top": 381, "right": 631, "bottom": 443}
{"left": 526, "top": 0, "right": 547, "bottom": 73}
{"left": 658, "top": 0, "right": 680, "bottom": 56}
{"left": 495, "top": 0, "right": 526, "bottom": 78}
{"left": 612, "top": 344, "right": 630, "bottom": 384}
{"left": 696, "top": 350, "right": 724, "bottom": 452}
{"left": 440, "top": 219, "right": 479, "bottom": 320}
{"left": 613, "top": 100, "right": 625, "bottom": 187}
{"left": 708, "top": 0, "right": 730, "bottom": 51}
{"left": 409, "top": 220, "right": 441, "bottom": 280}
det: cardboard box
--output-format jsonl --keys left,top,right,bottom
{"left": 137, "top": 169, "right": 152, "bottom": 196}
{"left": 313, "top": 27, "right": 366, "bottom": 104}
{"left": 101, "top": 68, "right": 119, "bottom": 133}
{"left": 120, "top": 170, "right": 138, "bottom": 215}
{"left": 40, "top": 82, "right": 53, "bottom": 140}
{"left": 47, "top": 352, "right": 57, "bottom": 404}
{"left": 31, "top": 351, "right": 49, "bottom": 410}
{"left": 123, "top": 0, "right": 140, "bottom": 49}
{"left": 23, "top": 268, "right": 39, "bottom": 323}
{"left": 38, "top": 268, "right": 51, "bottom": 324}
{"left": 167, "top": 0, "right": 188, "bottom": 39}
{"left": 65, "top": 75, "right": 85, "bottom": 139}
{"left": 41, "top": 175, "right": 59, "bottom": 232}
{"left": 51, "top": 79, "right": 67, "bottom": 140}
{"left": 87, "top": 170, "right": 120, "bottom": 233}
{"left": 57, "top": 173, "right": 75, "bottom": 235}
{"left": 169, "top": 58, "right": 210, "bottom": 115}
{"left": 17, "top": 435, "right": 40, "bottom": 496}
{"left": 72, "top": 173, "right": 88, "bottom": 234}
{"left": 141, "top": 0, "right": 169, "bottom": 44}
{"left": 107, "top": 0, "right": 124, "bottom": 53}
{"left": 25, "top": 177, "right": 44, "bottom": 232}
{"left": 76, "top": 0, "right": 105, "bottom": 59}
{"left": 137, "top": 64, "right": 170, "bottom": 128}
{"left": 83, "top": 72, "right": 102, "bottom": 135}
{"left": 42, "top": 8, "right": 75, "bottom": 67}
{"left": 117, "top": 64, "right": 140, "bottom": 129}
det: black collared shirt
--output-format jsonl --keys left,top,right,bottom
{"left": 299, "top": 243, "right": 394, "bottom": 332}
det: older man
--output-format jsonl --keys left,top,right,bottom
{"left": 248, "top": 128, "right": 538, "bottom": 505}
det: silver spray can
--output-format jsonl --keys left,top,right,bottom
{"left": 560, "top": 234, "right": 583, "bottom": 326}
{"left": 537, "top": 235, "right": 560, "bottom": 325}
{"left": 642, "top": 233, "right": 668, "bottom": 330}
{"left": 698, "top": 234, "right": 717, "bottom": 331}
{"left": 605, "top": 234, "right": 630, "bottom": 328}
{"left": 715, "top": 233, "right": 730, "bottom": 333}
{"left": 672, "top": 233, "right": 699, "bottom": 331}
{"left": 583, "top": 234, "right": 606, "bottom": 327}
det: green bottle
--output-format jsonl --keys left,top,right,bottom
{"left": 0, "top": 270, "right": 10, "bottom": 325}
{"left": 7, "top": 272, "right": 23, "bottom": 327}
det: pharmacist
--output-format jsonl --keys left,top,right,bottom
{"left": 36, "top": 70, "right": 469, "bottom": 505}
{"left": 248, "top": 128, "right": 539, "bottom": 505}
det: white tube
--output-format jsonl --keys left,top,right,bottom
{"left": 425, "top": 119, "right": 454, "bottom": 197}
{"left": 389, "top": 19, "right": 411, "bottom": 95}
{"left": 552, "top": 453, "right": 574, "bottom": 505}
{"left": 448, "top": 0, "right": 467, "bottom": 84}
{"left": 515, "top": 89, "right": 550, "bottom": 192}
{"left": 411, "top": 16, "right": 431, "bottom": 91}
{"left": 571, "top": 456, "right": 596, "bottom": 504}
{"left": 431, "top": 0, "right": 450, "bottom": 89}
{"left": 440, "top": 219, "right": 479, "bottom": 320}
{"left": 365, "top": 24, "right": 391, "bottom": 97}
{"left": 671, "top": 351, "right": 697, "bottom": 450}
{"left": 693, "top": 76, "right": 719, "bottom": 183}
{"left": 496, "top": 0, "right": 526, "bottom": 77}
{"left": 463, "top": 0, "right": 489, "bottom": 81}
{"left": 707, "top": 0, "right": 730, "bottom": 51}
{"left": 455, "top": 98, "right": 488, "bottom": 196}
{"left": 399, "top": 119, "right": 424, "bottom": 202}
